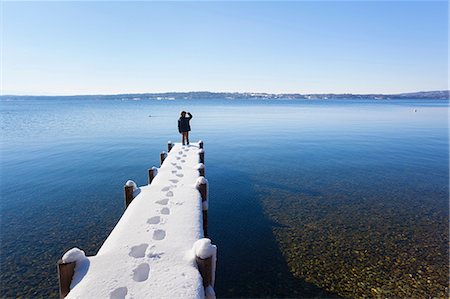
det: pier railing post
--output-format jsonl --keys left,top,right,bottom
{"left": 196, "top": 177, "right": 208, "bottom": 237}
{"left": 148, "top": 166, "right": 157, "bottom": 185}
{"left": 160, "top": 151, "right": 167, "bottom": 166}
{"left": 168, "top": 141, "right": 174, "bottom": 152}
{"left": 57, "top": 260, "right": 75, "bottom": 298}
{"left": 199, "top": 149, "right": 205, "bottom": 164}
{"left": 124, "top": 180, "right": 137, "bottom": 209}
{"left": 199, "top": 140, "right": 204, "bottom": 149}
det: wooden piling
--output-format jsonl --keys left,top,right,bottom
{"left": 197, "top": 178, "right": 208, "bottom": 236}
{"left": 57, "top": 260, "right": 75, "bottom": 298}
{"left": 197, "top": 178, "right": 207, "bottom": 202}
{"left": 160, "top": 151, "right": 166, "bottom": 166}
{"left": 124, "top": 184, "right": 134, "bottom": 208}
{"left": 196, "top": 256, "right": 213, "bottom": 288}
{"left": 148, "top": 167, "right": 157, "bottom": 185}
{"left": 202, "top": 210, "right": 208, "bottom": 237}
{"left": 199, "top": 141, "right": 204, "bottom": 149}
{"left": 168, "top": 141, "right": 174, "bottom": 152}
{"left": 199, "top": 150, "right": 205, "bottom": 164}
{"left": 197, "top": 163, "right": 205, "bottom": 177}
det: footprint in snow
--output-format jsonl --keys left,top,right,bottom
{"left": 129, "top": 243, "right": 148, "bottom": 258}
{"left": 161, "top": 186, "right": 171, "bottom": 191}
{"left": 160, "top": 207, "right": 170, "bottom": 215}
{"left": 156, "top": 198, "right": 169, "bottom": 205}
{"left": 132, "top": 263, "right": 150, "bottom": 282}
{"left": 182, "top": 154, "right": 187, "bottom": 157}
{"left": 147, "top": 216, "right": 160, "bottom": 224}
{"left": 171, "top": 170, "right": 177, "bottom": 173}
{"left": 184, "top": 148, "right": 189, "bottom": 152}
{"left": 178, "top": 151, "right": 183, "bottom": 154}
{"left": 181, "top": 160, "right": 185, "bottom": 163}
{"left": 176, "top": 166, "right": 182, "bottom": 170}
{"left": 176, "top": 173, "right": 184, "bottom": 177}
{"left": 153, "top": 229, "right": 166, "bottom": 240}
{"left": 169, "top": 179, "right": 179, "bottom": 183}
{"left": 171, "top": 162, "right": 177, "bottom": 166}
{"left": 176, "top": 157, "right": 181, "bottom": 160}
{"left": 166, "top": 191, "right": 173, "bottom": 197}
{"left": 110, "top": 287, "right": 128, "bottom": 299}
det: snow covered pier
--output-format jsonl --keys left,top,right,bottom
{"left": 57, "top": 141, "right": 217, "bottom": 299}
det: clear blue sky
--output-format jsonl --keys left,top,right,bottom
{"left": 1, "top": 1, "right": 448, "bottom": 95}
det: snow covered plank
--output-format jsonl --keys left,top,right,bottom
{"left": 65, "top": 142, "right": 206, "bottom": 299}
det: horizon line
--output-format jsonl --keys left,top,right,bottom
{"left": 1, "top": 89, "right": 449, "bottom": 97}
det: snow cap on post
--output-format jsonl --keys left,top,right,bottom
{"left": 62, "top": 247, "right": 87, "bottom": 263}
{"left": 193, "top": 238, "right": 216, "bottom": 259}
{"left": 125, "top": 180, "right": 138, "bottom": 192}
{"left": 148, "top": 167, "right": 159, "bottom": 184}
{"left": 196, "top": 163, "right": 205, "bottom": 176}
{"left": 195, "top": 177, "right": 208, "bottom": 188}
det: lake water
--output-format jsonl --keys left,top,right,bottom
{"left": 0, "top": 97, "right": 448, "bottom": 298}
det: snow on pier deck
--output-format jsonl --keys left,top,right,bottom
{"left": 62, "top": 142, "right": 213, "bottom": 299}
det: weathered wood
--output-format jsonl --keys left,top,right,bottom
{"left": 203, "top": 210, "right": 208, "bottom": 237}
{"left": 57, "top": 260, "right": 75, "bottom": 298}
{"left": 148, "top": 167, "right": 157, "bottom": 184}
{"left": 160, "top": 151, "right": 166, "bottom": 166}
{"left": 196, "top": 256, "right": 213, "bottom": 288}
{"left": 168, "top": 142, "right": 174, "bottom": 152}
{"left": 199, "top": 151, "right": 205, "bottom": 164}
{"left": 199, "top": 167, "right": 205, "bottom": 177}
{"left": 124, "top": 185, "right": 134, "bottom": 208}
{"left": 197, "top": 178, "right": 208, "bottom": 236}
{"left": 197, "top": 179, "right": 207, "bottom": 201}
{"left": 199, "top": 141, "right": 204, "bottom": 149}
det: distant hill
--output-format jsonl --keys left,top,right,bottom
{"left": 2, "top": 90, "right": 448, "bottom": 100}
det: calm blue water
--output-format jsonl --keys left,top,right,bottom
{"left": 0, "top": 97, "right": 448, "bottom": 298}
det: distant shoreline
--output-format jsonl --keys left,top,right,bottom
{"left": 1, "top": 90, "right": 448, "bottom": 100}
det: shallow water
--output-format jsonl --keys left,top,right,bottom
{"left": 0, "top": 97, "right": 448, "bottom": 298}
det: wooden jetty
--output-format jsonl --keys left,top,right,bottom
{"left": 57, "top": 140, "right": 217, "bottom": 299}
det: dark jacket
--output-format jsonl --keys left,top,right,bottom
{"left": 178, "top": 113, "right": 192, "bottom": 133}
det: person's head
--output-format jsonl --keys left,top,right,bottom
{"left": 180, "top": 111, "right": 186, "bottom": 117}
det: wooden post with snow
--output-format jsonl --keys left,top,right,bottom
{"left": 57, "top": 248, "right": 87, "bottom": 299}
{"left": 168, "top": 141, "right": 174, "bottom": 152}
{"left": 148, "top": 167, "right": 157, "bottom": 184}
{"left": 197, "top": 163, "right": 205, "bottom": 177}
{"left": 196, "top": 177, "right": 208, "bottom": 237}
{"left": 124, "top": 180, "right": 137, "bottom": 209}
{"left": 199, "top": 140, "right": 204, "bottom": 149}
{"left": 193, "top": 238, "right": 217, "bottom": 299}
{"left": 160, "top": 151, "right": 167, "bottom": 166}
{"left": 199, "top": 149, "right": 205, "bottom": 164}
{"left": 57, "top": 260, "right": 75, "bottom": 298}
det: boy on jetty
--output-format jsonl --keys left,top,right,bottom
{"left": 178, "top": 111, "right": 193, "bottom": 145}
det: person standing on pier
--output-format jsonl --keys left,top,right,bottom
{"left": 178, "top": 111, "right": 192, "bottom": 145}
